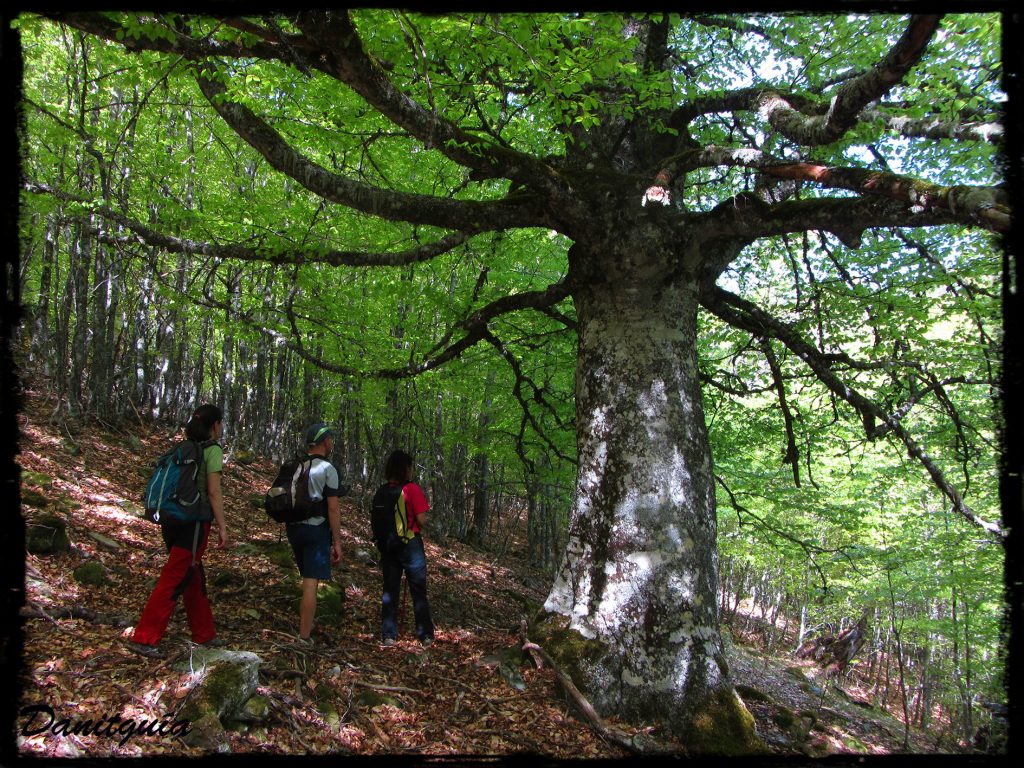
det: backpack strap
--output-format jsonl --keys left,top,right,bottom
{"left": 190, "top": 518, "right": 201, "bottom": 567}
{"left": 194, "top": 439, "right": 220, "bottom": 519}
{"left": 397, "top": 481, "right": 414, "bottom": 540}
{"left": 305, "top": 454, "right": 330, "bottom": 515}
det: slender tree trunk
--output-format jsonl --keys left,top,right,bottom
{"left": 886, "top": 569, "right": 912, "bottom": 749}
{"left": 87, "top": 240, "right": 113, "bottom": 414}
{"left": 731, "top": 563, "right": 747, "bottom": 623}
{"left": 960, "top": 590, "right": 975, "bottom": 745}
{"left": 542, "top": 480, "right": 564, "bottom": 571}
{"left": 795, "top": 571, "right": 811, "bottom": 652}
{"left": 468, "top": 371, "right": 496, "bottom": 546}
{"left": 68, "top": 225, "right": 92, "bottom": 413}
{"left": 542, "top": 267, "right": 757, "bottom": 750}
{"left": 31, "top": 216, "right": 58, "bottom": 374}
{"left": 469, "top": 451, "right": 490, "bottom": 547}
{"left": 526, "top": 473, "right": 542, "bottom": 566}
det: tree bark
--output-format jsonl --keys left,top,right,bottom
{"left": 542, "top": 262, "right": 759, "bottom": 751}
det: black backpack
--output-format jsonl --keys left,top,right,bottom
{"left": 370, "top": 482, "right": 415, "bottom": 550}
{"left": 143, "top": 439, "right": 212, "bottom": 524}
{"left": 265, "top": 456, "right": 328, "bottom": 523}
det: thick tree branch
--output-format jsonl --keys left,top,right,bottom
{"left": 46, "top": 11, "right": 578, "bottom": 219}
{"left": 758, "top": 163, "right": 1009, "bottom": 232}
{"left": 860, "top": 108, "right": 1003, "bottom": 144}
{"left": 669, "top": 87, "right": 818, "bottom": 132}
{"left": 651, "top": 144, "right": 1007, "bottom": 236}
{"left": 190, "top": 262, "right": 573, "bottom": 382}
{"left": 42, "top": 12, "right": 291, "bottom": 61}
{"left": 194, "top": 72, "right": 548, "bottom": 232}
{"left": 24, "top": 183, "right": 473, "bottom": 267}
{"left": 693, "top": 195, "right": 959, "bottom": 283}
{"left": 701, "top": 285, "right": 1003, "bottom": 540}
{"left": 290, "top": 11, "right": 578, "bottom": 202}
{"left": 755, "top": 15, "right": 943, "bottom": 146}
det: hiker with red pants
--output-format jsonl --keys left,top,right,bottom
{"left": 372, "top": 450, "right": 435, "bottom": 647}
{"left": 127, "top": 404, "right": 229, "bottom": 657}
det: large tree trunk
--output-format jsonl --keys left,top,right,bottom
{"left": 541, "top": 261, "right": 760, "bottom": 752}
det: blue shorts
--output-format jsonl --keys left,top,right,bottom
{"left": 286, "top": 520, "right": 331, "bottom": 580}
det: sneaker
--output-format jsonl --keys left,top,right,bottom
{"left": 382, "top": 638, "right": 396, "bottom": 647}
{"left": 420, "top": 637, "right": 434, "bottom": 648}
{"left": 200, "top": 636, "right": 228, "bottom": 648}
{"left": 297, "top": 635, "right": 314, "bottom": 646}
{"left": 126, "top": 641, "right": 164, "bottom": 659}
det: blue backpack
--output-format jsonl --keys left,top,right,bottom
{"left": 143, "top": 439, "right": 212, "bottom": 524}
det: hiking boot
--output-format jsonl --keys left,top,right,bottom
{"left": 382, "top": 637, "right": 396, "bottom": 647}
{"left": 297, "top": 635, "right": 315, "bottom": 647}
{"left": 420, "top": 637, "right": 434, "bottom": 648}
{"left": 200, "top": 636, "right": 228, "bottom": 648}
{"left": 126, "top": 641, "right": 164, "bottom": 659}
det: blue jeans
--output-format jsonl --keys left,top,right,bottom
{"left": 379, "top": 535, "right": 434, "bottom": 641}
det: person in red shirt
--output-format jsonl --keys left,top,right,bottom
{"left": 372, "top": 450, "right": 435, "bottom": 647}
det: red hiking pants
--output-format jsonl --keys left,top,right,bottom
{"left": 132, "top": 522, "right": 216, "bottom": 645}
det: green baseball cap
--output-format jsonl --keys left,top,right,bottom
{"left": 305, "top": 422, "right": 336, "bottom": 446}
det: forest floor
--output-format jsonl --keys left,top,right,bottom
{"left": 12, "top": 385, "right": 945, "bottom": 759}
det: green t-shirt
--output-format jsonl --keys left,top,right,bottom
{"left": 204, "top": 443, "right": 224, "bottom": 473}
{"left": 197, "top": 442, "right": 223, "bottom": 518}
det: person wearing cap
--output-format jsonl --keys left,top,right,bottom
{"left": 287, "top": 422, "right": 344, "bottom": 643}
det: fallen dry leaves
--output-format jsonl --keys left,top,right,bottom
{"left": 14, "top": 385, "right": 929, "bottom": 757}
{"left": 14, "top": 388, "right": 641, "bottom": 758}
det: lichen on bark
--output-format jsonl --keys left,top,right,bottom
{"left": 542, "top": 263, "right": 761, "bottom": 752}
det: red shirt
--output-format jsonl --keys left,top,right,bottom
{"left": 391, "top": 481, "right": 429, "bottom": 533}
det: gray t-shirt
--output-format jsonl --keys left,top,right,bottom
{"left": 297, "top": 456, "right": 339, "bottom": 526}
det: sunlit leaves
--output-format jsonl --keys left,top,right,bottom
{"left": 18, "top": 8, "right": 1006, "bottom": 731}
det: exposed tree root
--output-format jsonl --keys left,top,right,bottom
{"left": 521, "top": 640, "right": 679, "bottom": 756}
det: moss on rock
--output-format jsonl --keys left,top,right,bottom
{"left": 73, "top": 560, "right": 109, "bottom": 586}
{"left": 234, "top": 448, "right": 256, "bottom": 465}
{"left": 785, "top": 665, "right": 809, "bottom": 681}
{"left": 318, "top": 582, "right": 346, "bottom": 615}
{"left": 243, "top": 695, "right": 270, "bottom": 721}
{"left": 734, "top": 683, "right": 772, "bottom": 703}
{"left": 263, "top": 542, "right": 296, "bottom": 569}
{"left": 679, "top": 685, "right": 768, "bottom": 756}
{"left": 289, "top": 582, "right": 345, "bottom": 626}
{"left": 527, "top": 612, "right": 608, "bottom": 694}
{"left": 355, "top": 689, "right": 402, "bottom": 711}
{"left": 27, "top": 513, "right": 69, "bottom": 554}
{"left": 177, "top": 649, "right": 262, "bottom": 726}
{"left": 21, "top": 488, "right": 50, "bottom": 509}
{"left": 229, "top": 694, "right": 271, "bottom": 725}
{"left": 180, "top": 710, "right": 228, "bottom": 752}
{"left": 771, "top": 705, "right": 797, "bottom": 729}
{"left": 22, "top": 470, "right": 53, "bottom": 489}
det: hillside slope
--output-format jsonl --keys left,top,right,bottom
{"left": 13, "top": 386, "right": 934, "bottom": 757}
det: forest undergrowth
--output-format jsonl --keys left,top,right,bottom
{"left": 13, "top": 383, "right": 941, "bottom": 758}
